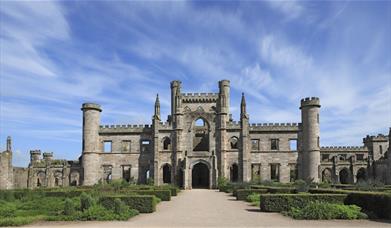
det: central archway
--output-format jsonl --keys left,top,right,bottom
{"left": 192, "top": 162, "right": 209, "bottom": 188}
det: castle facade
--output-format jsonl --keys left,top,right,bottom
{"left": 1, "top": 80, "right": 390, "bottom": 189}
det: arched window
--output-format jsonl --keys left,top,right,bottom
{"left": 106, "top": 173, "right": 112, "bottom": 184}
{"left": 162, "top": 164, "right": 171, "bottom": 184}
{"left": 55, "top": 178, "right": 59, "bottom": 186}
{"left": 322, "top": 168, "right": 332, "bottom": 183}
{"left": 193, "top": 118, "right": 209, "bottom": 151}
{"left": 163, "top": 137, "right": 171, "bottom": 150}
{"left": 195, "top": 118, "right": 205, "bottom": 126}
{"left": 229, "top": 137, "right": 239, "bottom": 149}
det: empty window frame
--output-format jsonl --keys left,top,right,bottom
{"left": 122, "top": 140, "right": 131, "bottom": 153}
{"left": 230, "top": 137, "right": 239, "bottom": 149}
{"left": 163, "top": 137, "right": 171, "bottom": 150}
{"left": 322, "top": 154, "right": 329, "bottom": 161}
{"left": 270, "top": 164, "right": 280, "bottom": 181}
{"left": 379, "top": 145, "right": 383, "bottom": 154}
{"left": 270, "top": 139, "right": 279, "bottom": 150}
{"left": 141, "top": 140, "right": 151, "bottom": 153}
{"left": 104, "top": 141, "right": 112, "bottom": 153}
{"left": 251, "top": 139, "right": 259, "bottom": 151}
{"left": 289, "top": 139, "right": 297, "bottom": 151}
{"left": 356, "top": 154, "right": 364, "bottom": 161}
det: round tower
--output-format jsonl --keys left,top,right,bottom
{"left": 30, "top": 150, "right": 41, "bottom": 163}
{"left": 81, "top": 103, "right": 102, "bottom": 186}
{"left": 218, "top": 79, "right": 230, "bottom": 114}
{"left": 300, "top": 97, "right": 321, "bottom": 182}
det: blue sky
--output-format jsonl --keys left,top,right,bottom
{"left": 1, "top": 1, "right": 390, "bottom": 167}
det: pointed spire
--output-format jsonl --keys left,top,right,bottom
{"left": 154, "top": 94, "right": 160, "bottom": 120}
{"left": 240, "top": 92, "right": 246, "bottom": 116}
{"left": 6, "top": 136, "right": 11, "bottom": 152}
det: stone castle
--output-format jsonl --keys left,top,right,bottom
{"left": 1, "top": 80, "right": 390, "bottom": 189}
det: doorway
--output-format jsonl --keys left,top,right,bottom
{"left": 192, "top": 162, "right": 209, "bottom": 188}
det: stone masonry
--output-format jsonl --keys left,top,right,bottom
{"left": 1, "top": 80, "right": 390, "bottom": 189}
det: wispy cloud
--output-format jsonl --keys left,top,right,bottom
{"left": 0, "top": 1, "right": 390, "bottom": 167}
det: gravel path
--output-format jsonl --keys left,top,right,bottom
{"left": 28, "top": 189, "right": 391, "bottom": 227}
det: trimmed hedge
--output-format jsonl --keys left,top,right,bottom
{"left": 260, "top": 194, "right": 347, "bottom": 212}
{"left": 344, "top": 192, "right": 391, "bottom": 219}
{"left": 121, "top": 190, "right": 171, "bottom": 201}
{"left": 99, "top": 195, "right": 158, "bottom": 213}
{"left": 309, "top": 188, "right": 351, "bottom": 194}
{"left": 236, "top": 189, "right": 268, "bottom": 201}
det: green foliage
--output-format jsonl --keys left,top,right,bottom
{"left": 64, "top": 199, "right": 75, "bottom": 216}
{"left": 356, "top": 179, "right": 385, "bottom": 191}
{"left": 260, "top": 194, "right": 347, "bottom": 212}
{"left": 80, "top": 193, "right": 94, "bottom": 211}
{"left": 285, "top": 202, "right": 367, "bottom": 220}
{"left": 0, "top": 203, "right": 16, "bottom": 217}
{"left": 317, "top": 181, "right": 331, "bottom": 189}
{"left": 99, "top": 195, "right": 157, "bottom": 213}
{"left": 345, "top": 192, "right": 391, "bottom": 219}
{"left": 236, "top": 189, "right": 267, "bottom": 201}
{"left": 294, "top": 179, "right": 310, "bottom": 193}
{"left": 113, "top": 199, "right": 127, "bottom": 215}
{"left": 121, "top": 190, "right": 171, "bottom": 201}
{"left": 246, "top": 193, "right": 261, "bottom": 207}
{"left": 147, "top": 177, "right": 154, "bottom": 186}
{"left": 0, "top": 215, "right": 46, "bottom": 226}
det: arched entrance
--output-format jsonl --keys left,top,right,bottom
{"left": 162, "top": 164, "right": 171, "bottom": 184}
{"left": 339, "top": 168, "right": 349, "bottom": 184}
{"left": 192, "top": 162, "right": 209, "bottom": 188}
{"left": 356, "top": 168, "right": 367, "bottom": 182}
{"left": 230, "top": 163, "right": 239, "bottom": 182}
{"left": 322, "top": 168, "right": 332, "bottom": 183}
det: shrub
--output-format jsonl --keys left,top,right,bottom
{"left": 64, "top": 199, "right": 75, "bottom": 216}
{"left": 246, "top": 193, "right": 261, "bottom": 207}
{"left": 260, "top": 194, "right": 347, "bottom": 212}
{"left": 147, "top": 177, "right": 154, "bottom": 186}
{"left": 294, "top": 180, "right": 310, "bottom": 193}
{"left": 267, "top": 186, "right": 296, "bottom": 194}
{"left": 344, "top": 192, "right": 391, "bottom": 219}
{"left": 0, "top": 203, "right": 16, "bottom": 217}
{"left": 236, "top": 189, "right": 267, "bottom": 201}
{"left": 285, "top": 202, "right": 367, "bottom": 220}
{"left": 80, "top": 193, "right": 94, "bottom": 211}
{"left": 99, "top": 195, "right": 157, "bottom": 213}
{"left": 309, "top": 188, "right": 350, "bottom": 194}
{"left": 0, "top": 215, "right": 46, "bottom": 226}
{"left": 113, "top": 198, "right": 127, "bottom": 215}
{"left": 122, "top": 190, "right": 171, "bottom": 201}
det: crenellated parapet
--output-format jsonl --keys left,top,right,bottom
{"left": 300, "top": 97, "right": 320, "bottom": 108}
{"left": 158, "top": 122, "right": 172, "bottom": 130}
{"left": 321, "top": 146, "right": 368, "bottom": 152}
{"left": 181, "top": 93, "right": 219, "bottom": 103}
{"left": 249, "top": 123, "right": 300, "bottom": 132}
{"left": 363, "top": 134, "right": 388, "bottom": 142}
{"left": 99, "top": 124, "right": 153, "bottom": 134}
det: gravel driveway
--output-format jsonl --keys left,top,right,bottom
{"left": 28, "top": 189, "right": 391, "bottom": 227}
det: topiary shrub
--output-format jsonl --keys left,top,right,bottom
{"left": 64, "top": 198, "right": 75, "bottom": 216}
{"left": 80, "top": 193, "right": 94, "bottom": 211}
{"left": 99, "top": 195, "right": 157, "bottom": 213}
{"left": 260, "top": 194, "right": 347, "bottom": 212}
{"left": 285, "top": 202, "right": 367, "bottom": 220}
{"left": 344, "top": 192, "right": 391, "bottom": 219}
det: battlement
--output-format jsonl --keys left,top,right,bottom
{"left": 363, "top": 134, "right": 389, "bottom": 142}
{"left": 43, "top": 152, "right": 53, "bottom": 158}
{"left": 159, "top": 122, "right": 172, "bottom": 129}
{"left": 249, "top": 122, "right": 300, "bottom": 132}
{"left": 321, "top": 146, "right": 368, "bottom": 152}
{"left": 99, "top": 124, "right": 152, "bottom": 134}
{"left": 30, "top": 150, "right": 41, "bottom": 155}
{"left": 81, "top": 103, "right": 102, "bottom": 111}
{"left": 181, "top": 93, "right": 219, "bottom": 103}
{"left": 300, "top": 97, "right": 320, "bottom": 108}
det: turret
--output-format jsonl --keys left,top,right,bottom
{"left": 300, "top": 97, "right": 321, "bottom": 182}
{"left": 170, "top": 80, "right": 182, "bottom": 118}
{"left": 218, "top": 79, "right": 230, "bottom": 114}
{"left": 30, "top": 150, "right": 41, "bottom": 163}
{"left": 43, "top": 152, "right": 53, "bottom": 162}
{"left": 6, "top": 136, "right": 11, "bottom": 151}
{"left": 81, "top": 103, "right": 102, "bottom": 186}
{"left": 154, "top": 94, "right": 161, "bottom": 120}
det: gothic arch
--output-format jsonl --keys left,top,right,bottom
{"left": 339, "top": 168, "right": 350, "bottom": 184}
{"left": 229, "top": 136, "right": 239, "bottom": 149}
{"left": 69, "top": 171, "right": 80, "bottom": 186}
{"left": 162, "top": 137, "right": 171, "bottom": 150}
{"left": 322, "top": 168, "right": 332, "bottom": 183}
{"left": 356, "top": 167, "right": 367, "bottom": 182}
